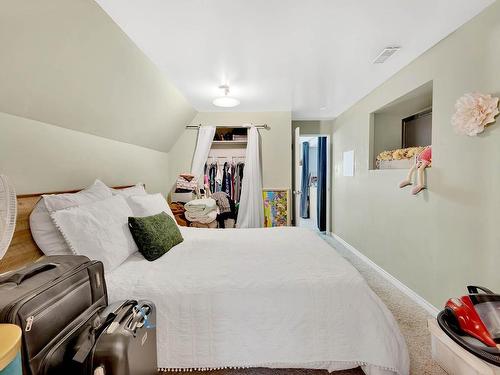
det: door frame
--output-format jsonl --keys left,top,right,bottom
{"left": 293, "top": 132, "right": 331, "bottom": 233}
{"left": 294, "top": 128, "right": 302, "bottom": 228}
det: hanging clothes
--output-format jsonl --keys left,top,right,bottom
{"left": 230, "top": 163, "right": 236, "bottom": 201}
{"left": 222, "top": 162, "right": 232, "bottom": 197}
{"left": 208, "top": 163, "right": 217, "bottom": 193}
{"left": 215, "top": 163, "right": 223, "bottom": 192}
{"left": 205, "top": 160, "right": 245, "bottom": 206}
{"left": 234, "top": 162, "right": 244, "bottom": 203}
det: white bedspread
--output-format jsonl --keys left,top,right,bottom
{"left": 106, "top": 227, "right": 409, "bottom": 375}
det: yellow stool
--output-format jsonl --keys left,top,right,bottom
{"left": 0, "top": 324, "right": 22, "bottom": 375}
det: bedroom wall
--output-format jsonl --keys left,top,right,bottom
{"left": 292, "top": 120, "right": 333, "bottom": 136}
{"left": 0, "top": 0, "right": 196, "bottom": 153}
{"left": 168, "top": 112, "right": 292, "bottom": 191}
{"left": 0, "top": 112, "right": 170, "bottom": 195}
{"left": 331, "top": 2, "right": 500, "bottom": 308}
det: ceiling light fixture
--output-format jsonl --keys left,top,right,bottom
{"left": 213, "top": 85, "right": 240, "bottom": 108}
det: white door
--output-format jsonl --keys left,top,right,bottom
{"left": 294, "top": 127, "right": 301, "bottom": 226}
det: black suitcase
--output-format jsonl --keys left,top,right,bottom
{"left": 71, "top": 300, "right": 158, "bottom": 375}
{"left": 0, "top": 255, "right": 107, "bottom": 375}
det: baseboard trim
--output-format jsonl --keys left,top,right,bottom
{"left": 328, "top": 232, "right": 440, "bottom": 317}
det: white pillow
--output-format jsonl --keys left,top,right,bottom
{"left": 43, "top": 179, "right": 112, "bottom": 211}
{"left": 51, "top": 195, "right": 137, "bottom": 272}
{"left": 126, "top": 193, "right": 175, "bottom": 220}
{"left": 112, "top": 184, "right": 147, "bottom": 198}
{"left": 30, "top": 180, "right": 112, "bottom": 256}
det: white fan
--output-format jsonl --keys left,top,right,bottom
{"left": 0, "top": 175, "right": 17, "bottom": 260}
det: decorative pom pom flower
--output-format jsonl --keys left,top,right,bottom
{"left": 452, "top": 92, "right": 499, "bottom": 136}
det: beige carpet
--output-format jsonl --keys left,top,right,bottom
{"left": 326, "top": 236, "right": 446, "bottom": 375}
{"left": 160, "top": 234, "right": 446, "bottom": 375}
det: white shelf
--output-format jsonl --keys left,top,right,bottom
{"left": 428, "top": 318, "right": 500, "bottom": 375}
{"left": 212, "top": 140, "right": 247, "bottom": 145}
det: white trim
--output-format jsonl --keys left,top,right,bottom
{"left": 328, "top": 232, "right": 440, "bottom": 317}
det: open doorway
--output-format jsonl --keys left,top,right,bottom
{"left": 294, "top": 130, "right": 330, "bottom": 232}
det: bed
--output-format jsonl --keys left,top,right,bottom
{"left": 1, "top": 185, "right": 409, "bottom": 375}
{"left": 106, "top": 226, "right": 409, "bottom": 375}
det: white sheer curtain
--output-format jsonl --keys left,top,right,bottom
{"left": 237, "top": 126, "right": 264, "bottom": 228}
{"left": 190, "top": 126, "right": 216, "bottom": 188}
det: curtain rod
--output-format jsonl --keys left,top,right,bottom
{"left": 186, "top": 124, "right": 270, "bottom": 130}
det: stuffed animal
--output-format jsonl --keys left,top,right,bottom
{"left": 377, "top": 150, "right": 393, "bottom": 161}
{"left": 404, "top": 146, "right": 425, "bottom": 159}
{"left": 399, "top": 146, "right": 432, "bottom": 195}
{"left": 392, "top": 149, "right": 406, "bottom": 160}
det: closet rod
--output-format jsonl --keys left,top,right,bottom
{"left": 186, "top": 124, "right": 270, "bottom": 130}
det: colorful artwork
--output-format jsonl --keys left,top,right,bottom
{"left": 263, "top": 190, "right": 290, "bottom": 227}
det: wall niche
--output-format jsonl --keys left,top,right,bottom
{"left": 369, "top": 81, "right": 433, "bottom": 170}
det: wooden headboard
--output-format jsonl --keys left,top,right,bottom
{"left": 0, "top": 185, "right": 137, "bottom": 274}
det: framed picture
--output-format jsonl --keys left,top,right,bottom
{"left": 262, "top": 189, "right": 291, "bottom": 227}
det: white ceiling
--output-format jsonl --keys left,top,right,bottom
{"left": 95, "top": 0, "right": 494, "bottom": 120}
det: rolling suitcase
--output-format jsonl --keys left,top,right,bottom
{"left": 0, "top": 255, "right": 107, "bottom": 375}
{"left": 71, "top": 300, "right": 157, "bottom": 375}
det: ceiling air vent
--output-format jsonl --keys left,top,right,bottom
{"left": 373, "top": 46, "right": 401, "bottom": 64}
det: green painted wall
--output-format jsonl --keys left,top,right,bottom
{"left": 331, "top": 2, "right": 500, "bottom": 308}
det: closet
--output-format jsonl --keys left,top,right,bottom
{"left": 171, "top": 124, "right": 265, "bottom": 229}
{"left": 204, "top": 127, "right": 247, "bottom": 204}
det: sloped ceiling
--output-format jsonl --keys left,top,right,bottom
{"left": 95, "top": 0, "right": 494, "bottom": 120}
{"left": 0, "top": 0, "right": 196, "bottom": 153}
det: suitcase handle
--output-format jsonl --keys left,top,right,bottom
{"left": 127, "top": 302, "right": 153, "bottom": 333}
{"left": 73, "top": 301, "right": 137, "bottom": 364}
{"left": 112, "top": 300, "right": 137, "bottom": 325}
{"left": 0, "top": 263, "right": 58, "bottom": 285}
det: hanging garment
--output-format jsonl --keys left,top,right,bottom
{"left": 215, "top": 163, "right": 223, "bottom": 192}
{"left": 237, "top": 127, "right": 264, "bottom": 228}
{"left": 209, "top": 163, "right": 217, "bottom": 193}
{"left": 234, "top": 162, "right": 244, "bottom": 203}
{"left": 222, "top": 162, "right": 232, "bottom": 196}
{"left": 228, "top": 163, "right": 233, "bottom": 198}
{"left": 230, "top": 164, "right": 236, "bottom": 201}
{"left": 222, "top": 162, "right": 228, "bottom": 195}
{"left": 191, "top": 126, "right": 216, "bottom": 188}
{"left": 233, "top": 164, "right": 239, "bottom": 202}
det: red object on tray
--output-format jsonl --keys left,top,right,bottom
{"left": 445, "top": 286, "right": 500, "bottom": 348}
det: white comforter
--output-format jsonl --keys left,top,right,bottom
{"left": 106, "top": 227, "right": 409, "bottom": 375}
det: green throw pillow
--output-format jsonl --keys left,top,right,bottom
{"left": 128, "top": 212, "right": 183, "bottom": 261}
